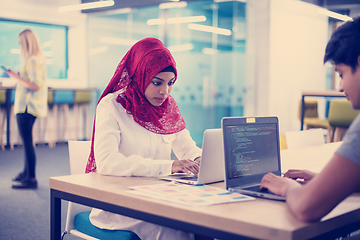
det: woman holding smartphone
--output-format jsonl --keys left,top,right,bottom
{"left": 5, "top": 29, "right": 48, "bottom": 189}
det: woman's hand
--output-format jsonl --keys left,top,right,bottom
{"left": 283, "top": 169, "right": 317, "bottom": 184}
{"left": 6, "top": 69, "right": 39, "bottom": 91}
{"left": 260, "top": 173, "right": 300, "bottom": 197}
{"left": 172, "top": 159, "right": 200, "bottom": 176}
{"left": 5, "top": 69, "right": 19, "bottom": 79}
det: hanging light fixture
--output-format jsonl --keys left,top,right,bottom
{"left": 147, "top": 16, "right": 206, "bottom": 25}
{"left": 188, "top": 23, "right": 232, "bottom": 36}
{"left": 58, "top": 0, "right": 115, "bottom": 13}
{"left": 317, "top": 8, "right": 352, "bottom": 22}
{"left": 159, "top": 1, "right": 187, "bottom": 9}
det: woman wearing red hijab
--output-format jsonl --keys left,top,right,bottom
{"left": 85, "top": 37, "right": 203, "bottom": 240}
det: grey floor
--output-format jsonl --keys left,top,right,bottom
{"left": 0, "top": 143, "right": 83, "bottom": 240}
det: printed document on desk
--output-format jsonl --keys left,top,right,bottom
{"left": 128, "top": 182, "right": 254, "bottom": 207}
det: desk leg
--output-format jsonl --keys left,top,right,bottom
{"left": 50, "top": 189, "right": 61, "bottom": 240}
{"left": 300, "top": 95, "right": 305, "bottom": 131}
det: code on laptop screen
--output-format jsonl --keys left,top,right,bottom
{"left": 225, "top": 124, "right": 279, "bottom": 179}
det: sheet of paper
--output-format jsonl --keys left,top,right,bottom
{"left": 128, "top": 182, "right": 254, "bottom": 207}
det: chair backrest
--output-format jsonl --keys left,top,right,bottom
{"left": 279, "top": 133, "right": 288, "bottom": 150}
{"left": 53, "top": 90, "right": 75, "bottom": 105}
{"left": 66, "top": 140, "right": 92, "bottom": 233}
{"left": 298, "top": 99, "right": 319, "bottom": 120}
{"left": 47, "top": 89, "right": 54, "bottom": 104}
{"left": 328, "top": 99, "right": 360, "bottom": 128}
{"left": 68, "top": 140, "right": 91, "bottom": 175}
{"left": 0, "top": 89, "right": 5, "bottom": 104}
{"left": 74, "top": 90, "right": 92, "bottom": 104}
{"left": 285, "top": 128, "right": 325, "bottom": 150}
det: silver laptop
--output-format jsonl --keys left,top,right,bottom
{"left": 161, "top": 128, "right": 225, "bottom": 185}
{"left": 222, "top": 116, "right": 285, "bottom": 201}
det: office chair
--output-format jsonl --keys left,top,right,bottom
{"left": 63, "top": 140, "right": 140, "bottom": 240}
{"left": 298, "top": 99, "right": 331, "bottom": 130}
{"left": 328, "top": 99, "right": 360, "bottom": 142}
{"left": 298, "top": 98, "right": 333, "bottom": 143}
{"left": 279, "top": 133, "right": 287, "bottom": 150}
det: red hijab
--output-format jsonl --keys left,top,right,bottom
{"left": 85, "top": 37, "right": 186, "bottom": 173}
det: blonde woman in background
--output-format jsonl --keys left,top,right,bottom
{"left": 5, "top": 29, "right": 47, "bottom": 189}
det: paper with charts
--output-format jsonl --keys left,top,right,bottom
{"left": 128, "top": 182, "right": 254, "bottom": 207}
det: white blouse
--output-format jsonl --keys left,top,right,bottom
{"left": 90, "top": 91, "right": 201, "bottom": 240}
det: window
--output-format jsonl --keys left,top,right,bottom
{"left": 0, "top": 19, "right": 68, "bottom": 79}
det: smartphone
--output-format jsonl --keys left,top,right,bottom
{"left": 1, "top": 65, "right": 8, "bottom": 71}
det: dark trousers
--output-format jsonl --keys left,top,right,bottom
{"left": 16, "top": 112, "right": 37, "bottom": 180}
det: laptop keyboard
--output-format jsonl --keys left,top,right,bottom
{"left": 242, "top": 185, "right": 271, "bottom": 193}
{"left": 178, "top": 175, "right": 198, "bottom": 181}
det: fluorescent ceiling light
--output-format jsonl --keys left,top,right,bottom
{"left": 168, "top": 16, "right": 206, "bottom": 24}
{"left": 87, "top": 7, "right": 133, "bottom": 16}
{"left": 159, "top": 1, "right": 187, "bottom": 9}
{"left": 99, "top": 37, "right": 137, "bottom": 46}
{"left": 42, "top": 41, "right": 53, "bottom": 48}
{"left": 58, "top": 0, "right": 114, "bottom": 12}
{"left": 89, "top": 46, "right": 109, "bottom": 56}
{"left": 11, "top": 48, "right": 52, "bottom": 57}
{"left": 188, "top": 23, "right": 232, "bottom": 36}
{"left": 10, "top": 49, "right": 20, "bottom": 54}
{"left": 147, "top": 19, "right": 166, "bottom": 25}
{"left": 318, "top": 8, "right": 352, "bottom": 21}
{"left": 109, "top": 7, "right": 132, "bottom": 14}
{"left": 215, "top": 0, "right": 246, "bottom": 2}
{"left": 147, "top": 16, "right": 206, "bottom": 25}
{"left": 168, "top": 43, "right": 194, "bottom": 52}
{"left": 202, "top": 48, "right": 218, "bottom": 55}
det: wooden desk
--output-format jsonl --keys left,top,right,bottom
{"left": 300, "top": 91, "right": 345, "bottom": 130}
{"left": 50, "top": 142, "right": 360, "bottom": 240}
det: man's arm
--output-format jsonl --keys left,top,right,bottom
{"left": 261, "top": 153, "right": 360, "bottom": 222}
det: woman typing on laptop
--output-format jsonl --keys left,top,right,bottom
{"left": 85, "top": 37, "right": 212, "bottom": 240}
{"left": 260, "top": 16, "right": 360, "bottom": 223}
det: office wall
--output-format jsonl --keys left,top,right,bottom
{"left": 0, "top": 0, "right": 88, "bottom": 88}
{"left": 249, "top": 0, "right": 328, "bottom": 133}
{"left": 269, "top": 0, "right": 328, "bottom": 133}
{"left": 87, "top": 2, "right": 250, "bottom": 145}
{"left": 0, "top": 1, "right": 91, "bottom": 145}
{"left": 0, "top": 0, "right": 330, "bottom": 140}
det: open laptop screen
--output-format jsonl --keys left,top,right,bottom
{"left": 222, "top": 117, "right": 280, "bottom": 182}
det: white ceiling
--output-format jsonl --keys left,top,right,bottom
{"left": 2, "top": 0, "right": 359, "bottom": 16}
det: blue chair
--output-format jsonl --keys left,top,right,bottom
{"left": 63, "top": 141, "right": 141, "bottom": 240}
{"left": 73, "top": 212, "right": 140, "bottom": 240}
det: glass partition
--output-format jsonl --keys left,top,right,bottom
{"left": 87, "top": 0, "right": 252, "bottom": 146}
